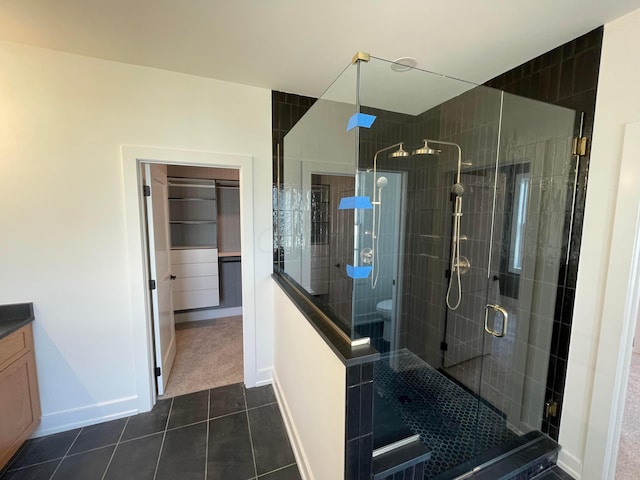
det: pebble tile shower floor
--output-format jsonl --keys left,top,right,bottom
{"left": 0, "top": 383, "right": 301, "bottom": 480}
{"left": 375, "top": 349, "right": 518, "bottom": 479}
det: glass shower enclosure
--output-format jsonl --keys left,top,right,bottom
{"left": 275, "top": 53, "right": 575, "bottom": 479}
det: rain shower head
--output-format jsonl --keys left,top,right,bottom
{"left": 413, "top": 140, "right": 441, "bottom": 156}
{"left": 389, "top": 144, "right": 410, "bottom": 158}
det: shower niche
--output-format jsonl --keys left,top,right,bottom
{"left": 275, "top": 54, "right": 576, "bottom": 479}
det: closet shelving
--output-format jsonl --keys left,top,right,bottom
{"left": 168, "top": 178, "right": 217, "bottom": 249}
{"left": 168, "top": 177, "right": 220, "bottom": 310}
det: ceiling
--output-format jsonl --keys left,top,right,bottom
{"left": 1, "top": 0, "right": 639, "bottom": 99}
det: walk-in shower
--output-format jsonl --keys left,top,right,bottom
{"left": 276, "top": 53, "right": 576, "bottom": 479}
{"left": 369, "top": 139, "right": 468, "bottom": 311}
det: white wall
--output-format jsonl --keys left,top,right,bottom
{"left": 272, "top": 285, "right": 346, "bottom": 480}
{"left": 559, "top": 7, "right": 640, "bottom": 479}
{"left": 0, "top": 41, "right": 273, "bottom": 435}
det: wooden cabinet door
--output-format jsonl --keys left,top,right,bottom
{"left": 0, "top": 349, "right": 41, "bottom": 468}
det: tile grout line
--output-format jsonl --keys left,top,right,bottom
{"left": 256, "top": 462, "right": 297, "bottom": 478}
{"left": 100, "top": 416, "right": 130, "bottom": 480}
{"left": 243, "top": 389, "right": 258, "bottom": 480}
{"left": 48, "top": 427, "right": 83, "bottom": 480}
{"left": 208, "top": 407, "right": 249, "bottom": 422}
{"left": 152, "top": 397, "right": 175, "bottom": 480}
{"left": 246, "top": 401, "right": 278, "bottom": 412}
{"left": 204, "top": 388, "right": 211, "bottom": 480}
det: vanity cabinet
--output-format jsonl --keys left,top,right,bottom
{"left": 0, "top": 324, "right": 41, "bottom": 469}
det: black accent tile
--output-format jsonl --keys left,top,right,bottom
{"left": 346, "top": 386, "right": 361, "bottom": 440}
{"left": 51, "top": 445, "right": 115, "bottom": 480}
{"left": 103, "top": 433, "right": 163, "bottom": 480}
{"left": 361, "top": 362, "right": 374, "bottom": 383}
{"left": 2, "top": 461, "right": 60, "bottom": 480}
{"left": 8, "top": 429, "right": 80, "bottom": 469}
{"left": 372, "top": 441, "right": 430, "bottom": 480}
{"left": 209, "top": 383, "right": 245, "bottom": 418}
{"left": 358, "top": 434, "right": 373, "bottom": 479}
{"left": 155, "top": 422, "right": 207, "bottom": 480}
{"left": 345, "top": 438, "right": 359, "bottom": 480}
{"left": 259, "top": 464, "right": 301, "bottom": 480}
{"left": 347, "top": 365, "right": 361, "bottom": 387}
{"left": 245, "top": 385, "right": 276, "bottom": 409}
{"left": 121, "top": 398, "right": 171, "bottom": 441}
{"left": 68, "top": 418, "right": 127, "bottom": 454}
{"left": 168, "top": 390, "right": 209, "bottom": 429}
{"left": 360, "top": 381, "right": 374, "bottom": 436}
{"left": 413, "top": 462, "right": 424, "bottom": 480}
{"left": 207, "top": 412, "right": 254, "bottom": 480}
{"left": 248, "top": 404, "right": 295, "bottom": 476}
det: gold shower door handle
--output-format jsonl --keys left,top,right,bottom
{"left": 484, "top": 304, "right": 509, "bottom": 337}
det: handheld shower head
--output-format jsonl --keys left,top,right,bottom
{"left": 376, "top": 176, "right": 388, "bottom": 188}
{"left": 451, "top": 182, "right": 465, "bottom": 196}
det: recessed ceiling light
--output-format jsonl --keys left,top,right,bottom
{"left": 391, "top": 57, "right": 417, "bottom": 72}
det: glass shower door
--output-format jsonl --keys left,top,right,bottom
{"left": 473, "top": 92, "right": 576, "bottom": 461}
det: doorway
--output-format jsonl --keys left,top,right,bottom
{"left": 142, "top": 163, "right": 245, "bottom": 398}
{"left": 122, "top": 146, "right": 257, "bottom": 413}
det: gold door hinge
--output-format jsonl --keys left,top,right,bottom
{"left": 572, "top": 136, "right": 588, "bottom": 156}
{"left": 545, "top": 400, "right": 558, "bottom": 418}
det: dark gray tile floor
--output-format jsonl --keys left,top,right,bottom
{"left": 0, "top": 384, "right": 300, "bottom": 480}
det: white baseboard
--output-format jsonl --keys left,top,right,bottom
{"left": 174, "top": 306, "right": 243, "bottom": 323}
{"left": 33, "top": 395, "right": 139, "bottom": 438}
{"left": 558, "top": 450, "right": 582, "bottom": 479}
{"left": 272, "top": 370, "right": 312, "bottom": 480}
{"left": 254, "top": 367, "right": 273, "bottom": 387}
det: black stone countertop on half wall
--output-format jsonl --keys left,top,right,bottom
{"left": 0, "top": 303, "right": 35, "bottom": 340}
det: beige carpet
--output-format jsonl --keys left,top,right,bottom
{"left": 616, "top": 351, "right": 640, "bottom": 479}
{"left": 161, "top": 315, "right": 243, "bottom": 398}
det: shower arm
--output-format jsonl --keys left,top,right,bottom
{"left": 422, "top": 139, "right": 462, "bottom": 185}
{"left": 371, "top": 142, "right": 405, "bottom": 204}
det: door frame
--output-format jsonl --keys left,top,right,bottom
{"left": 122, "top": 146, "right": 256, "bottom": 412}
{"left": 580, "top": 121, "right": 640, "bottom": 477}
{"left": 143, "top": 163, "right": 177, "bottom": 396}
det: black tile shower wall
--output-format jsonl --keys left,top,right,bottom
{"left": 375, "top": 462, "right": 425, "bottom": 480}
{"left": 485, "top": 27, "right": 603, "bottom": 438}
{"left": 272, "top": 90, "right": 317, "bottom": 269}
{"left": 345, "top": 361, "right": 375, "bottom": 480}
{"left": 272, "top": 91, "right": 317, "bottom": 172}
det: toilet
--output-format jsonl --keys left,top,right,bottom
{"left": 376, "top": 299, "right": 393, "bottom": 341}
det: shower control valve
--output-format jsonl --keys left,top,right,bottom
{"left": 453, "top": 256, "right": 471, "bottom": 275}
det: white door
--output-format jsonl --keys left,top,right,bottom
{"left": 144, "top": 163, "right": 176, "bottom": 395}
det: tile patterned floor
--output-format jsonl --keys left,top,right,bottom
{"left": 0, "top": 384, "right": 301, "bottom": 480}
{"left": 375, "top": 349, "right": 518, "bottom": 479}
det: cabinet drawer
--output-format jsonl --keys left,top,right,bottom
{"left": 171, "top": 262, "right": 218, "bottom": 278}
{"left": 174, "top": 276, "right": 219, "bottom": 293}
{"left": 171, "top": 248, "right": 218, "bottom": 264}
{"left": 173, "top": 289, "right": 220, "bottom": 310}
{"left": 0, "top": 325, "right": 33, "bottom": 371}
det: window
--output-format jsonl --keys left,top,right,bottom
{"left": 509, "top": 173, "right": 530, "bottom": 273}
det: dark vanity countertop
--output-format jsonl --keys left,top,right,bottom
{"left": 0, "top": 303, "right": 35, "bottom": 340}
